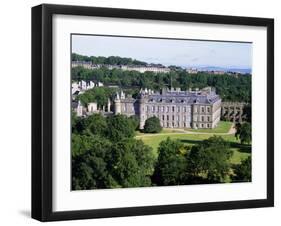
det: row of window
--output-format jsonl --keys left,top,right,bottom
{"left": 143, "top": 114, "right": 190, "bottom": 122}
{"left": 144, "top": 105, "right": 212, "bottom": 113}
{"left": 193, "top": 115, "right": 212, "bottom": 122}
{"left": 122, "top": 105, "right": 134, "bottom": 112}
{"left": 145, "top": 105, "right": 191, "bottom": 113}
{"left": 194, "top": 123, "right": 212, "bottom": 128}
{"left": 162, "top": 122, "right": 192, "bottom": 128}
{"left": 193, "top": 106, "right": 211, "bottom": 113}
{"left": 161, "top": 122, "right": 212, "bottom": 128}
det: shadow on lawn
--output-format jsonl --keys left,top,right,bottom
{"left": 179, "top": 139, "right": 202, "bottom": 145}
{"left": 179, "top": 139, "right": 251, "bottom": 153}
{"left": 228, "top": 142, "right": 252, "bottom": 153}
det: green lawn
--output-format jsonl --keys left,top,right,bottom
{"left": 230, "top": 148, "right": 250, "bottom": 164}
{"left": 185, "top": 121, "right": 233, "bottom": 133}
{"left": 136, "top": 132, "right": 251, "bottom": 164}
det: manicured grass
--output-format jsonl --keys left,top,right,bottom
{"left": 137, "top": 133, "right": 235, "bottom": 155}
{"left": 230, "top": 148, "right": 251, "bottom": 164}
{"left": 136, "top": 128, "right": 185, "bottom": 136}
{"left": 185, "top": 121, "right": 233, "bottom": 133}
{"left": 136, "top": 132, "right": 251, "bottom": 164}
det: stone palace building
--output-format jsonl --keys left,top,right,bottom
{"left": 114, "top": 87, "right": 221, "bottom": 129}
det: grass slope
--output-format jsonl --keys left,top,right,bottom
{"left": 185, "top": 121, "right": 233, "bottom": 133}
{"left": 136, "top": 132, "right": 251, "bottom": 164}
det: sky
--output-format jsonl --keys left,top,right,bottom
{"left": 72, "top": 34, "right": 252, "bottom": 69}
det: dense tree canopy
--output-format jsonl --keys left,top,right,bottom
{"left": 72, "top": 113, "right": 155, "bottom": 190}
{"left": 235, "top": 122, "right": 252, "bottom": 144}
{"left": 110, "top": 139, "right": 154, "bottom": 187}
{"left": 72, "top": 135, "right": 113, "bottom": 189}
{"left": 231, "top": 156, "right": 251, "bottom": 182}
{"left": 106, "top": 114, "right": 136, "bottom": 142}
{"left": 187, "top": 136, "right": 233, "bottom": 183}
{"left": 143, "top": 116, "right": 162, "bottom": 133}
{"left": 152, "top": 138, "right": 188, "bottom": 186}
{"left": 77, "top": 87, "right": 117, "bottom": 108}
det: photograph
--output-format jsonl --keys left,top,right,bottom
{"left": 71, "top": 34, "right": 252, "bottom": 190}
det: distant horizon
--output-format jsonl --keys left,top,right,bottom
{"left": 72, "top": 35, "right": 253, "bottom": 70}
{"left": 72, "top": 53, "right": 252, "bottom": 74}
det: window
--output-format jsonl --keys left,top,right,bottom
{"left": 146, "top": 106, "right": 149, "bottom": 112}
{"left": 207, "top": 107, "right": 210, "bottom": 113}
{"left": 152, "top": 106, "right": 155, "bottom": 112}
{"left": 201, "top": 124, "right": 204, "bottom": 128}
{"left": 177, "top": 107, "right": 180, "bottom": 112}
{"left": 207, "top": 116, "right": 210, "bottom": 122}
{"left": 172, "top": 115, "right": 175, "bottom": 120}
{"left": 166, "top": 107, "right": 169, "bottom": 113}
{"left": 183, "top": 116, "right": 186, "bottom": 121}
{"left": 201, "top": 116, "right": 204, "bottom": 121}
{"left": 162, "top": 115, "right": 164, "bottom": 120}
{"left": 167, "top": 115, "right": 169, "bottom": 120}
{"left": 172, "top": 106, "right": 175, "bottom": 112}
{"left": 184, "top": 107, "right": 186, "bottom": 112}
{"left": 201, "top": 107, "right": 205, "bottom": 113}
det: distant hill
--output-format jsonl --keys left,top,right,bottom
{"left": 194, "top": 66, "right": 251, "bottom": 74}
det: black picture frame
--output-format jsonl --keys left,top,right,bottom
{"left": 32, "top": 3, "right": 274, "bottom": 222}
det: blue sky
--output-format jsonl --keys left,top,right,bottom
{"left": 72, "top": 34, "right": 252, "bottom": 69}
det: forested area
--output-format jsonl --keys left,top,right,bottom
{"left": 72, "top": 60, "right": 251, "bottom": 103}
{"left": 72, "top": 53, "right": 149, "bottom": 66}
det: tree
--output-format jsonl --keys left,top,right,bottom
{"left": 235, "top": 122, "right": 251, "bottom": 144}
{"left": 129, "top": 115, "right": 140, "bottom": 131}
{"left": 71, "top": 113, "right": 87, "bottom": 134}
{"left": 72, "top": 135, "right": 113, "bottom": 190}
{"left": 106, "top": 114, "right": 135, "bottom": 142}
{"left": 187, "top": 136, "right": 233, "bottom": 183}
{"left": 84, "top": 113, "right": 107, "bottom": 136}
{"left": 143, "top": 116, "right": 162, "bottom": 133}
{"left": 109, "top": 139, "right": 154, "bottom": 188}
{"left": 77, "top": 87, "right": 117, "bottom": 108}
{"left": 231, "top": 156, "right": 251, "bottom": 182}
{"left": 152, "top": 138, "right": 187, "bottom": 186}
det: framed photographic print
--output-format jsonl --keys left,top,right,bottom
{"left": 32, "top": 4, "right": 274, "bottom": 221}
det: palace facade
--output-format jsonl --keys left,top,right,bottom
{"left": 114, "top": 87, "right": 221, "bottom": 129}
